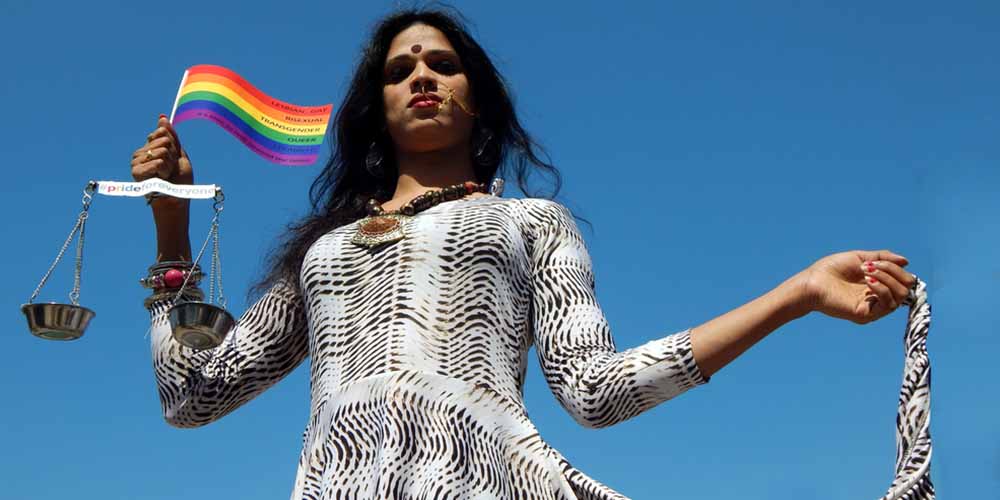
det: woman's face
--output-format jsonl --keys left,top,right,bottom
{"left": 382, "top": 23, "right": 476, "bottom": 155}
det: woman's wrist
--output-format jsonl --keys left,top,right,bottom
{"left": 779, "top": 270, "right": 816, "bottom": 319}
{"left": 150, "top": 196, "right": 191, "bottom": 215}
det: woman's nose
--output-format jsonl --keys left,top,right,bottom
{"left": 411, "top": 65, "right": 437, "bottom": 94}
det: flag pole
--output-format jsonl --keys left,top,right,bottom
{"left": 168, "top": 69, "right": 189, "bottom": 124}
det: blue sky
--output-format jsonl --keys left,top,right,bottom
{"left": 3, "top": 1, "right": 997, "bottom": 498}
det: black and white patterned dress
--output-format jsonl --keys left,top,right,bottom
{"left": 148, "top": 195, "right": 711, "bottom": 499}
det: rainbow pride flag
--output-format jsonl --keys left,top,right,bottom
{"left": 169, "top": 64, "right": 332, "bottom": 166}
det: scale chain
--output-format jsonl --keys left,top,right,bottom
{"left": 169, "top": 210, "right": 218, "bottom": 306}
{"left": 29, "top": 214, "right": 84, "bottom": 304}
{"left": 211, "top": 218, "right": 226, "bottom": 308}
{"left": 28, "top": 186, "right": 94, "bottom": 305}
{"left": 169, "top": 189, "right": 225, "bottom": 307}
{"left": 70, "top": 211, "right": 88, "bottom": 305}
{"left": 208, "top": 220, "right": 216, "bottom": 304}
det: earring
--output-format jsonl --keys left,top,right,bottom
{"left": 472, "top": 127, "right": 497, "bottom": 167}
{"left": 365, "top": 141, "right": 384, "bottom": 179}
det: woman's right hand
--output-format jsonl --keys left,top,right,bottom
{"left": 131, "top": 114, "right": 194, "bottom": 212}
{"left": 133, "top": 114, "right": 195, "bottom": 262}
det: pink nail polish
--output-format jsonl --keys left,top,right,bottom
{"left": 867, "top": 276, "right": 877, "bottom": 284}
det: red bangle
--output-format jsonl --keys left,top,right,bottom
{"left": 141, "top": 268, "right": 202, "bottom": 290}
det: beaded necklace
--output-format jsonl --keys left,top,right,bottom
{"left": 351, "top": 180, "right": 490, "bottom": 248}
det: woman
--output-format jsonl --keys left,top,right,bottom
{"left": 131, "top": 8, "right": 916, "bottom": 500}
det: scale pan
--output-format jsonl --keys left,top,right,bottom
{"left": 21, "top": 303, "right": 96, "bottom": 341}
{"left": 168, "top": 301, "right": 236, "bottom": 350}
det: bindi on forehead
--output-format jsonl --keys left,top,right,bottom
{"left": 411, "top": 44, "right": 422, "bottom": 54}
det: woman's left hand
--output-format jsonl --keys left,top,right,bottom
{"left": 799, "top": 249, "right": 916, "bottom": 324}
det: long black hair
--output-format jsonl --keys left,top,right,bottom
{"left": 248, "top": 7, "right": 566, "bottom": 300}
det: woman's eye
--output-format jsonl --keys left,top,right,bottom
{"left": 385, "top": 65, "right": 412, "bottom": 84}
{"left": 432, "top": 60, "right": 459, "bottom": 74}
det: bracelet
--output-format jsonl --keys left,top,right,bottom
{"left": 148, "top": 261, "right": 201, "bottom": 273}
{"left": 144, "top": 286, "right": 205, "bottom": 310}
{"left": 141, "top": 268, "right": 204, "bottom": 289}
{"left": 143, "top": 262, "right": 203, "bottom": 291}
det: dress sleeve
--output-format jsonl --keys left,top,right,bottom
{"left": 525, "top": 199, "right": 710, "bottom": 429}
{"left": 147, "top": 279, "right": 309, "bottom": 428}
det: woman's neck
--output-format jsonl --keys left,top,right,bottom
{"left": 387, "top": 144, "right": 480, "bottom": 211}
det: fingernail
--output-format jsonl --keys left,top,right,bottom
{"left": 159, "top": 114, "right": 167, "bottom": 120}
{"left": 867, "top": 276, "right": 878, "bottom": 284}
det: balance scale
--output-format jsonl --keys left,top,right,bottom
{"left": 21, "top": 178, "right": 235, "bottom": 350}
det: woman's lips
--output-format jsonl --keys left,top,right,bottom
{"left": 412, "top": 99, "right": 439, "bottom": 108}
{"left": 409, "top": 93, "right": 443, "bottom": 108}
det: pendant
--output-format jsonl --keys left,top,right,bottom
{"left": 351, "top": 214, "right": 409, "bottom": 248}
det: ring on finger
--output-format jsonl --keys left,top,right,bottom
{"left": 145, "top": 149, "right": 154, "bottom": 160}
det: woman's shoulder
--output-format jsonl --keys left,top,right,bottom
{"left": 511, "top": 197, "right": 572, "bottom": 217}
{"left": 504, "top": 197, "right": 585, "bottom": 249}
{"left": 510, "top": 197, "right": 576, "bottom": 229}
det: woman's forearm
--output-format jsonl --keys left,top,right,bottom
{"left": 689, "top": 271, "right": 812, "bottom": 379}
{"left": 151, "top": 199, "right": 193, "bottom": 262}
